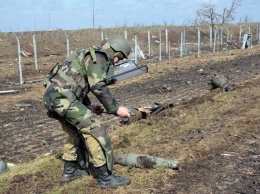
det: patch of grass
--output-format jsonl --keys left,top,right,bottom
{"left": 0, "top": 74, "right": 259, "bottom": 194}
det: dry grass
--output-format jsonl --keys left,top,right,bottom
{"left": 2, "top": 73, "right": 258, "bottom": 193}
{"left": 0, "top": 35, "right": 260, "bottom": 193}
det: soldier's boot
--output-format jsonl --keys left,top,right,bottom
{"left": 96, "top": 165, "right": 131, "bottom": 188}
{"left": 62, "top": 160, "right": 87, "bottom": 182}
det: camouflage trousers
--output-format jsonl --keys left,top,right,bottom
{"left": 43, "top": 82, "right": 112, "bottom": 168}
{"left": 60, "top": 120, "right": 107, "bottom": 167}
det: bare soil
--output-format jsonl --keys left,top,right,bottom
{"left": 0, "top": 34, "right": 260, "bottom": 193}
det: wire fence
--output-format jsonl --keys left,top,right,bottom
{"left": 0, "top": 24, "right": 259, "bottom": 85}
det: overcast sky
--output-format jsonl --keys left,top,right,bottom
{"left": 0, "top": 0, "right": 259, "bottom": 32}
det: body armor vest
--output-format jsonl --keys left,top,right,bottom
{"left": 48, "top": 47, "right": 112, "bottom": 101}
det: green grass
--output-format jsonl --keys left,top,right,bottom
{"left": 1, "top": 74, "right": 259, "bottom": 194}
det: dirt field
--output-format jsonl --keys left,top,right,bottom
{"left": 0, "top": 36, "right": 260, "bottom": 193}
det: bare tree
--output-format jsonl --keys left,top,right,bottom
{"left": 239, "top": 15, "right": 252, "bottom": 23}
{"left": 220, "top": 0, "right": 242, "bottom": 24}
{"left": 196, "top": 0, "right": 218, "bottom": 29}
{"left": 196, "top": 0, "right": 242, "bottom": 28}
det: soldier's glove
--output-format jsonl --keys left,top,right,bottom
{"left": 89, "top": 104, "right": 104, "bottom": 115}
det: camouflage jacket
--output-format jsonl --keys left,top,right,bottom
{"left": 47, "top": 47, "right": 119, "bottom": 114}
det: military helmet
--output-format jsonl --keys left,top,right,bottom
{"left": 0, "top": 160, "right": 8, "bottom": 174}
{"left": 108, "top": 35, "right": 131, "bottom": 59}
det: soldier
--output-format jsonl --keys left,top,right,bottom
{"left": 43, "top": 35, "right": 132, "bottom": 188}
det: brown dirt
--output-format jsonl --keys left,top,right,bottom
{"left": 0, "top": 30, "right": 260, "bottom": 193}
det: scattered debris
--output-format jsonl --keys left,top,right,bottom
{"left": 12, "top": 103, "right": 32, "bottom": 107}
{"left": 129, "top": 44, "right": 147, "bottom": 60}
{"left": 43, "top": 152, "right": 52, "bottom": 157}
{"left": 152, "top": 35, "right": 160, "bottom": 44}
{"left": 11, "top": 103, "right": 32, "bottom": 111}
{"left": 162, "top": 84, "right": 171, "bottom": 92}
{"left": 198, "top": 69, "right": 204, "bottom": 73}
{"left": 0, "top": 90, "right": 20, "bottom": 95}
{"left": 208, "top": 74, "right": 234, "bottom": 92}
{"left": 186, "top": 80, "right": 192, "bottom": 85}
{"left": 241, "top": 33, "right": 252, "bottom": 49}
{"left": 20, "top": 50, "right": 32, "bottom": 57}
{"left": 42, "top": 137, "right": 54, "bottom": 145}
{"left": 6, "top": 162, "right": 17, "bottom": 169}
{"left": 220, "top": 152, "right": 238, "bottom": 157}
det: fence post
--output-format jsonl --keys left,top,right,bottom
{"left": 239, "top": 25, "right": 242, "bottom": 43}
{"left": 13, "top": 33, "right": 23, "bottom": 84}
{"left": 33, "top": 34, "right": 38, "bottom": 71}
{"left": 66, "top": 37, "right": 70, "bottom": 57}
{"left": 101, "top": 32, "right": 104, "bottom": 40}
{"left": 168, "top": 41, "right": 171, "bottom": 64}
{"left": 165, "top": 28, "right": 168, "bottom": 53}
{"left": 197, "top": 27, "right": 200, "bottom": 56}
{"left": 213, "top": 30, "right": 217, "bottom": 52}
{"left": 183, "top": 29, "right": 186, "bottom": 55}
{"left": 4, "top": 32, "right": 8, "bottom": 46}
{"left": 217, "top": 30, "right": 220, "bottom": 52}
{"left": 180, "top": 32, "right": 183, "bottom": 57}
{"left": 256, "top": 24, "right": 259, "bottom": 41}
{"left": 226, "top": 27, "right": 229, "bottom": 49}
{"left": 134, "top": 34, "right": 137, "bottom": 64}
{"left": 159, "top": 31, "right": 162, "bottom": 61}
{"left": 248, "top": 25, "right": 252, "bottom": 47}
{"left": 124, "top": 30, "right": 127, "bottom": 39}
{"left": 258, "top": 25, "right": 260, "bottom": 44}
{"left": 210, "top": 26, "right": 212, "bottom": 48}
{"left": 220, "top": 26, "right": 223, "bottom": 45}
{"left": 148, "top": 30, "right": 151, "bottom": 57}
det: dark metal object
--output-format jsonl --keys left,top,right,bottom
{"left": 114, "top": 153, "right": 179, "bottom": 169}
{"left": 0, "top": 160, "right": 8, "bottom": 174}
{"left": 208, "top": 75, "right": 234, "bottom": 92}
{"left": 105, "top": 60, "right": 148, "bottom": 84}
{"left": 120, "top": 102, "right": 175, "bottom": 125}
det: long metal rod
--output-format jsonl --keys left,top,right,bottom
{"left": 33, "top": 34, "right": 38, "bottom": 71}
{"left": 134, "top": 34, "right": 137, "bottom": 64}
{"left": 165, "top": 28, "right": 168, "bottom": 53}
{"left": 213, "top": 30, "right": 217, "bottom": 52}
{"left": 180, "top": 32, "right": 183, "bottom": 57}
{"left": 159, "top": 31, "right": 162, "bottom": 61}
{"left": 13, "top": 33, "right": 23, "bottom": 84}
{"left": 210, "top": 26, "right": 212, "bottom": 48}
{"left": 148, "top": 30, "right": 151, "bottom": 57}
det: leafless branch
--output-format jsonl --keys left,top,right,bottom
{"left": 196, "top": 0, "right": 242, "bottom": 27}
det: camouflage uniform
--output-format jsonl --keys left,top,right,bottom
{"left": 43, "top": 44, "right": 119, "bottom": 171}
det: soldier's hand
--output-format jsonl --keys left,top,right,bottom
{"left": 90, "top": 104, "right": 104, "bottom": 115}
{"left": 116, "top": 106, "right": 130, "bottom": 118}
